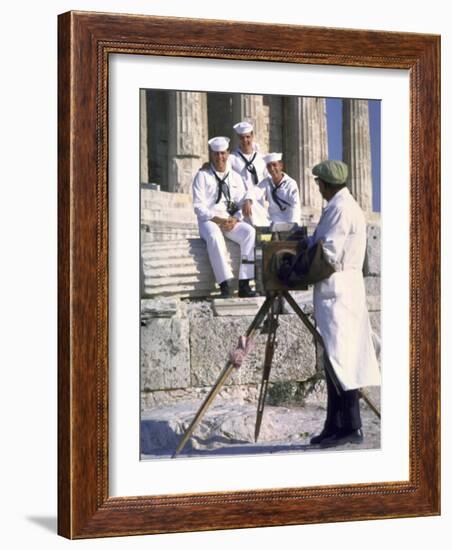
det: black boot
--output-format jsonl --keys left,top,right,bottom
{"left": 310, "top": 427, "right": 338, "bottom": 445}
{"left": 219, "top": 280, "right": 232, "bottom": 299}
{"left": 238, "top": 279, "right": 256, "bottom": 298}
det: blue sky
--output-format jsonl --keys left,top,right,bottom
{"left": 326, "top": 98, "right": 381, "bottom": 212}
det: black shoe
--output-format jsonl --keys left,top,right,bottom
{"left": 319, "top": 428, "right": 364, "bottom": 448}
{"left": 310, "top": 428, "right": 337, "bottom": 445}
{"left": 238, "top": 279, "right": 256, "bottom": 298}
{"left": 218, "top": 280, "right": 233, "bottom": 299}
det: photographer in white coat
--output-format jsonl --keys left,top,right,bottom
{"left": 229, "top": 121, "right": 270, "bottom": 227}
{"left": 308, "top": 160, "right": 381, "bottom": 448}
{"left": 257, "top": 153, "right": 301, "bottom": 225}
{"left": 192, "top": 136, "right": 256, "bottom": 299}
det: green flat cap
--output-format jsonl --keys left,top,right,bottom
{"left": 312, "top": 160, "right": 348, "bottom": 185}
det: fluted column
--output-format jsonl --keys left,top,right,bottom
{"left": 284, "top": 97, "right": 328, "bottom": 220}
{"left": 168, "top": 92, "right": 208, "bottom": 193}
{"left": 140, "top": 90, "right": 150, "bottom": 184}
{"left": 342, "top": 99, "right": 373, "bottom": 213}
{"left": 232, "top": 94, "right": 269, "bottom": 154}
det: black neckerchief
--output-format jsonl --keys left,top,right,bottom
{"left": 237, "top": 150, "right": 259, "bottom": 185}
{"left": 271, "top": 177, "right": 292, "bottom": 211}
{"left": 212, "top": 169, "right": 231, "bottom": 204}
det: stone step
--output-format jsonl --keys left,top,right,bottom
{"left": 142, "top": 238, "right": 241, "bottom": 298}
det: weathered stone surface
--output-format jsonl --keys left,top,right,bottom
{"left": 343, "top": 99, "right": 373, "bottom": 213}
{"left": 141, "top": 238, "right": 241, "bottom": 299}
{"left": 141, "top": 384, "right": 260, "bottom": 410}
{"left": 141, "top": 298, "right": 180, "bottom": 321}
{"left": 281, "top": 289, "right": 314, "bottom": 315}
{"left": 190, "top": 313, "right": 317, "bottom": 387}
{"left": 369, "top": 311, "right": 381, "bottom": 360}
{"left": 366, "top": 294, "right": 381, "bottom": 312}
{"left": 365, "top": 223, "right": 381, "bottom": 276}
{"left": 140, "top": 400, "right": 380, "bottom": 456}
{"left": 141, "top": 317, "right": 190, "bottom": 391}
{"left": 141, "top": 189, "right": 197, "bottom": 226}
{"left": 365, "top": 276, "right": 381, "bottom": 296}
{"left": 284, "top": 97, "right": 328, "bottom": 216}
{"left": 140, "top": 90, "right": 149, "bottom": 184}
{"left": 369, "top": 311, "right": 381, "bottom": 336}
{"left": 267, "top": 376, "right": 325, "bottom": 406}
{"left": 187, "top": 300, "right": 214, "bottom": 320}
{"left": 141, "top": 401, "right": 318, "bottom": 453}
{"left": 141, "top": 223, "right": 199, "bottom": 243}
{"left": 231, "top": 94, "right": 269, "bottom": 156}
{"left": 212, "top": 296, "right": 266, "bottom": 317}
{"left": 168, "top": 91, "right": 208, "bottom": 193}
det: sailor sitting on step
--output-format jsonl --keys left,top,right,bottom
{"left": 229, "top": 121, "right": 270, "bottom": 227}
{"left": 192, "top": 136, "right": 257, "bottom": 299}
{"left": 256, "top": 153, "right": 301, "bottom": 226}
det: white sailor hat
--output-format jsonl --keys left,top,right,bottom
{"left": 263, "top": 152, "right": 283, "bottom": 164}
{"left": 233, "top": 121, "right": 254, "bottom": 135}
{"left": 208, "top": 136, "right": 230, "bottom": 152}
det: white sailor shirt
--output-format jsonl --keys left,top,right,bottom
{"left": 192, "top": 163, "right": 247, "bottom": 223}
{"left": 230, "top": 148, "right": 268, "bottom": 196}
{"left": 257, "top": 173, "right": 301, "bottom": 224}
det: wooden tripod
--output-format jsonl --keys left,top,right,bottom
{"left": 173, "top": 290, "right": 380, "bottom": 458}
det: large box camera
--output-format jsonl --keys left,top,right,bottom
{"left": 254, "top": 224, "right": 309, "bottom": 293}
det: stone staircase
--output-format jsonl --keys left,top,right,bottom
{"left": 141, "top": 238, "right": 242, "bottom": 298}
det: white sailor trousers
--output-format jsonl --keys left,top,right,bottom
{"left": 198, "top": 220, "right": 255, "bottom": 283}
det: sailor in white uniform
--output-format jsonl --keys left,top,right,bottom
{"left": 229, "top": 121, "right": 270, "bottom": 227}
{"left": 192, "top": 136, "right": 256, "bottom": 298}
{"left": 257, "top": 153, "right": 301, "bottom": 225}
{"left": 307, "top": 160, "right": 381, "bottom": 448}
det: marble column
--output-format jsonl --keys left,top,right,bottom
{"left": 168, "top": 91, "right": 209, "bottom": 194}
{"left": 232, "top": 94, "right": 270, "bottom": 154}
{"left": 140, "top": 90, "right": 149, "bottom": 184}
{"left": 284, "top": 97, "right": 328, "bottom": 221}
{"left": 342, "top": 99, "right": 373, "bottom": 213}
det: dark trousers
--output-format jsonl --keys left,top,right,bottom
{"left": 324, "top": 356, "right": 362, "bottom": 432}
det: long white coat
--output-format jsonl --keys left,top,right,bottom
{"left": 311, "top": 187, "right": 380, "bottom": 390}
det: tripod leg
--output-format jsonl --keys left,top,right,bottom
{"left": 358, "top": 388, "right": 381, "bottom": 419}
{"left": 283, "top": 291, "right": 341, "bottom": 397}
{"left": 254, "top": 299, "right": 279, "bottom": 442}
{"left": 173, "top": 295, "right": 274, "bottom": 458}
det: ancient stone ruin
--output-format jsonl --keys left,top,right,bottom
{"left": 139, "top": 92, "right": 381, "bottom": 457}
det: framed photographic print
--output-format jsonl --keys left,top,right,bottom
{"left": 58, "top": 11, "right": 440, "bottom": 538}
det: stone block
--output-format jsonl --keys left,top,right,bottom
{"left": 141, "top": 384, "right": 260, "bottom": 410}
{"left": 369, "top": 311, "right": 381, "bottom": 337}
{"left": 212, "top": 296, "right": 266, "bottom": 317}
{"left": 365, "top": 223, "right": 381, "bottom": 276}
{"left": 141, "top": 298, "right": 180, "bottom": 321}
{"left": 365, "top": 276, "right": 381, "bottom": 296}
{"left": 141, "top": 317, "right": 190, "bottom": 391}
{"left": 366, "top": 294, "right": 381, "bottom": 312}
{"left": 189, "top": 313, "right": 317, "bottom": 388}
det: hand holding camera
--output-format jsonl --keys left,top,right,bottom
{"left": 221, "top": 217, "right": 238, "bottom": 232}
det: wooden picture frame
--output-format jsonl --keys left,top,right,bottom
{"left": 58, "top": 10, "right": 440, "bottom": 539}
